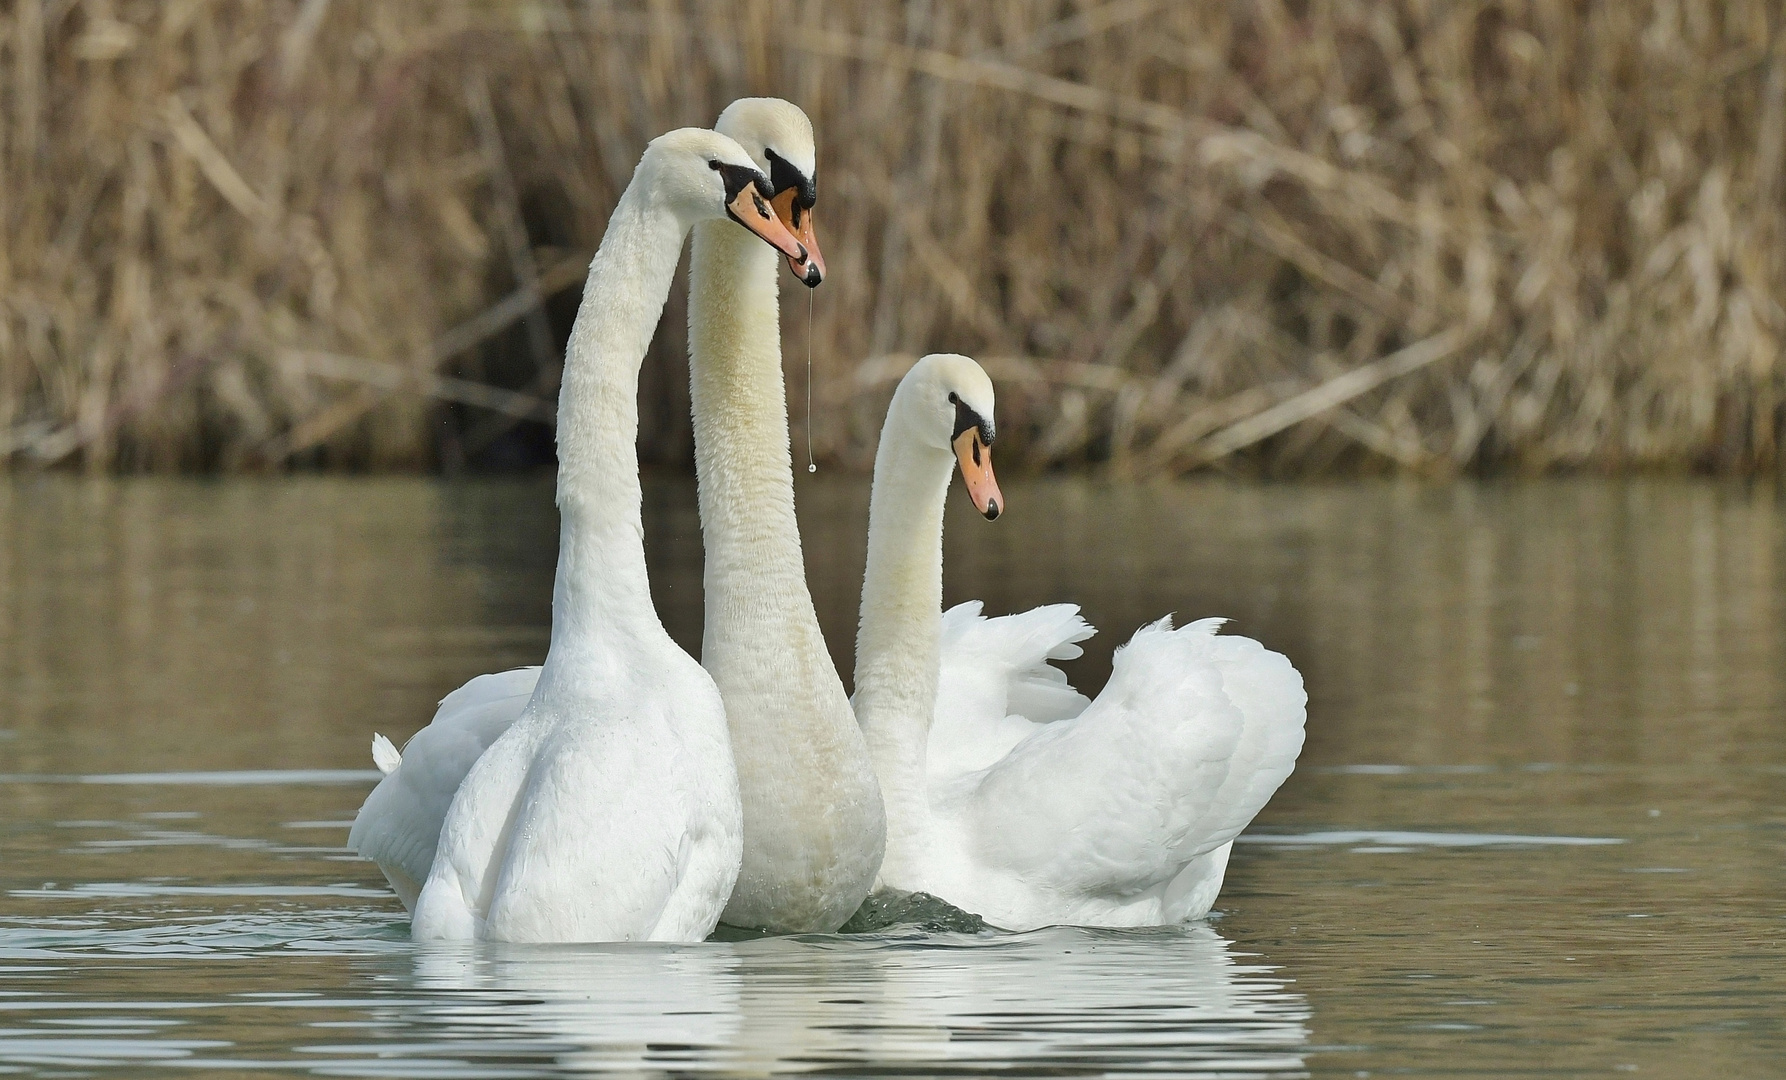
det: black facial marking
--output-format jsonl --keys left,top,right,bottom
{"left": 764, "top": 148, "right": 817, "bottom": 212}
{"left": 711, "top": 160, "right": 775, "bottom": 205}
{"left": 952, "top": 398, "right": 996, "bottom": 448}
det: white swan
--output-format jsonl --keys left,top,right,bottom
{"left": 348, "top": 101, "right": 879, "bottom": 935}
{"left": 352, "top": 128, "right": 813, "bottom": 942}
{"left": 853, "top": 354, "right": 1308, "bottom": 931}
{"left": 687, "top": 98, "right": 885, "bottom": 932}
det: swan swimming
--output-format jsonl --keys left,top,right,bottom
{"left": 852, "top": 354, "right": 1308, "bottom": 931}
{"left": 351, "top": 128, "right": 813, "bottom": 942}
{"left": 687, "top": 98, "right": 885, "bottom": 933}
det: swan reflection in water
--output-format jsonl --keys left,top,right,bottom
{"left": 399, "top": 924, "right": 1310, "bottom": 1076}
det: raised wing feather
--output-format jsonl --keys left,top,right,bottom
{"left": 960, "top": 618, "right": 1248, "bottom": 898}
{"left": 1179, "top": 624, "right": 1306, "bottom": 850}
{"left": 930, "top": 602, "right": 1095, "bottom": 781}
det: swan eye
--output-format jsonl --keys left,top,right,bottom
{"left": 948, "top": 392, "right": 960, "bottom": 405}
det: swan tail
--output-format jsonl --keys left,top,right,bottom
{"left": 371, "top": 734, "right": 402, "bottom": 775}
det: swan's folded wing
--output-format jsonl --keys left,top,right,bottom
{"left": 412, "top": 717, "right": 547, "bottom": 939}
{"left": 432, "top": 666, "right": 543, "bottom": 721}
{"left": 930, "top": 602, "right": 1095, "bottom": 780}
{"left": 479, "top": 718, "right": 696, "bottom": 942}
{"left": 424, "top": 675, "right": 738, "bottom": 943}
{"left": 958, "top": 618, "right": 1246, "bottom": 897}
{"left": 348, "top": 667, "right": 540, "bottom": 909}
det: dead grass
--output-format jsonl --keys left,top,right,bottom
{"left": 2, "top": 1, "right": 1782, "bottom": 474}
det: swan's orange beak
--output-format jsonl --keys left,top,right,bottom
{"left": 727, "top": 185, "right": 809, "bottom": 266}
{"left": 953, "top": 428, "right": 1002, "bottom": 520}
{"left": 771, "top": 187, "right": 825, "bottom": 287}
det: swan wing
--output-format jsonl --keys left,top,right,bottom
{"left": 481, "top": 710, "right": 728, "bottom": 942}
{"left": 348, "top": 667, "right": 540, "bottom": 909}
{"left": 1172, "top": 620, "right": 1306, "bottom": 850}
{"left": 411, "top": 715, "right": 548, "bottom": 940}
{"left": 414, "top": 677, "right": 740, "bottom": 943}
{"left": 960, "top": 618, "right": 1262, "bottom": 898}
{"left": 930, "top": 602, "right": 1095, "bottom": 781}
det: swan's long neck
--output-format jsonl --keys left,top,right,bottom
{"left": 853, "top": 410, "right": 954, "bottom": 881}
{"left": 537, "top": 180, "right": 686, "bottom": 691}
{"left": 686, "top": 221, "right": 815, "bottom": 651}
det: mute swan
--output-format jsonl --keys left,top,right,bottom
{"left": 687, "top": 98, "right": 885, "bottom": 932}
{"left": 853, "top": 354, "right": 1307, "bottom": 931}
{"left": 349, "top": 101, "right": 879, "bottom": 935}
{"left": 352, "top": 128, "right": 813, "bottom": 943}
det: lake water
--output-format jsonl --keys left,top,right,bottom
{"left": 1, "top": 475, "right": 1782, "bottom": 1077}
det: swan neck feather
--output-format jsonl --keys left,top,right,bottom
{"left": 854, "top": 402, "right": 953, "bottom": 880}
{"left": 544, "top": 179, "right": 684, "bottom": 677}
{"left": 687, "top": 218, "right": 886, "bottom": 930}
{"left": 687, "top": 221, "right": 812, "bottom": 638}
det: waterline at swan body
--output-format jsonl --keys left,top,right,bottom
{"left": 350, "top": 128, "right": 811, "bottom": 942}
{"left": 689, "top": 98, "right": 885, "bottom": 932}
{"left": 853, "top": 354, "right": 1308, "bottom": 932}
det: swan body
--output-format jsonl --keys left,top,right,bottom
{"left": 688, "top": 99, "right": 885, "bottom": 932}
{"left": 853, "top": 354, "right": 1307, "bottom": 931}
{"left": 351, "top": 127, "right": 810, "bottom": 942}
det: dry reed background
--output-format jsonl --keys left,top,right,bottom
{"left": 1, "top": 0, "right": 1782, "bottom": 474}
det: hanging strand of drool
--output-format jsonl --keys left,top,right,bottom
{"left": 806, "top": 289, "right": 816, "bottom": 474}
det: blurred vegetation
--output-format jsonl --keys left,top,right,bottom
{"left": 1, "top": 1, "right": 1782, "bottom": 474}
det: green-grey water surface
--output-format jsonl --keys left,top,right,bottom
{"left": 1, "top": 475, "right": 1782, "bottom": 1078}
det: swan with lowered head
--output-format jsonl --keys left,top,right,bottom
{"left": 853, "top": 354, "right": 1307, "bottom": 931}
{"left": 687, "top": 98, "right": 885, "bottom": 933}
{"left": 353, "top": 128, "right": 812, "bottom": 942}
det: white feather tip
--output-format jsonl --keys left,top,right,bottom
{"left": 371, "top": 733, "right": 401, "bottom": 775}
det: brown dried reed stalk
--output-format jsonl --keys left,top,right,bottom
{"left": 2, "top": 1, "right": 1782, "bottom": 474}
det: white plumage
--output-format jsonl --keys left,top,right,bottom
{"left": 348, "top": 126, "right": 813, "bottom": 942}
{"left": 350, "top": 668, "right": 538, "bottom": 909}
{"left": 855, "top": 355, "right": 1307, "bottom": 931}
{"left": 927, "top": 604, "right": 1305, "bottom": 929}
{"left": 347, "top": 101, "right": 882, "bottom": 937}
{"left": 687, "top": 99, "right": 885, "bottom": 932}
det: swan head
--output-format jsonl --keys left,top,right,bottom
{"left": 894, "top": 354, "right": 1003, "bottom": 521}
{"left": 642, "top": 127, "right": 808, "bottom": 265}
{"left": 716, "top": 98, "right": 825, "bottom": 288}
